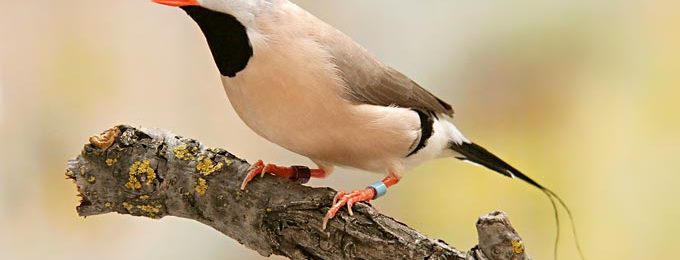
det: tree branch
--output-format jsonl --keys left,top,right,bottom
{"left": 66, "top": 125, "right": 530, "bottom": 260}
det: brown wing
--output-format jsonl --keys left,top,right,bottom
{"left": 318, "top": 28, "right": 454, "bottom": 117}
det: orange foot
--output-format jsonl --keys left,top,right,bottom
{"left": 321, "top": 175, "right": 400, "bottom": 230}
{"left": 322, "top": 188, "right": 376, "bottom": 229}
{"left": 240, "top": 160, "right": 326, "bottom": 190}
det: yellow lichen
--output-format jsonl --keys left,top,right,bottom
{"left": 138, "top": 195, "right": 150, "bottom": 200}
{"left": 511, "top": 240, "right": 524, "bottom": 254}
{"left": 195, "top": 178, "right": 208, "bottom": 196}
{"left": 121, "top": 202, "right": 162, "bottom": 218}
{"left": 125, "top": 160, "right": 156, "bottom": 190}
{"left": 65, "top": 169, "right": 75, "bottom": 179}
{"left": 125, "top": 175, "right": 142, "bottom": 190}
{"left": 173, "top": 144, "right": 196, "bottom": 161}
{"left": 137, "top": 204, "right": 162, "bottom": 217}
{"left": 122, "top": 202, "right": 134, "bottom": 212}
{"left": 224, "top": 158, "right": 233, "bottom": 166}
{"left": 105, "top": 158, "right": 117, "bottom": 166}
{"left": 196, "top": 157, "right": 223, "bottom": 176}
{"left": 87, "top": 176, "right": 96, "bottom": 183}
{"left": 104, "top": 202, "right": 113, "bottom": 208}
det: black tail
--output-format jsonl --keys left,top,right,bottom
{"left": 450, "top": 142, "right": 585, "bottom": 260}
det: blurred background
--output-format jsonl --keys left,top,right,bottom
{"left": 1, "top": 1, "right": 679, "bottom": 259}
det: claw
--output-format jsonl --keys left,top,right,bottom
{"left": 322, "top": 188, "right": 376, "bottom": 230}
{"left": 262, "top": 164, "right": 274, "bottom": 177}
{"left": 240, "top": 160, "right": 265, "bottom": 190}
{"left": 321, "top": 210, "right": 334, "bottom": 230}
{"left": 332, "top": 191, "right": 347, "bottom": 205}
{"left": 347, "top": 198, "right": 356, "bottom": 216}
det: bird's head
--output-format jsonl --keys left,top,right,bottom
{"left": 153, "top": 0, "right": 261, "bottom": 26}
{"left": 152, "top": 0, "right": 256, "bottom": 78}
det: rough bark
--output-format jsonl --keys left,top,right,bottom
{"left": 66, "top": 125, "right": 530, "bottom": 260}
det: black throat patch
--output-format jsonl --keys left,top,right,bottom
{"left": 181, "top": 6, "right": 253, "bottom": 78}
{"left": 407, "top": 110, "right": 435, "bottom": 157}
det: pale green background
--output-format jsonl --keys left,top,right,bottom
{"left": 1, "top": 1, "right": 679, "bottom": 259}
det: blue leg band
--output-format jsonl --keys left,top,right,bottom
{"left": 368, "top": 181, "right": 388, "bottom": 199}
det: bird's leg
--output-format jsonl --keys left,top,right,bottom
{"left": 240, "top": 160, "right": 328, "bottom": 190}
{"left": 322, "top": 173, "right": 401, "bottom": 229}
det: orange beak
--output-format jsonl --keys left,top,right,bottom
{"left": 152, "top": 0, "right": 199, "bottom": 7}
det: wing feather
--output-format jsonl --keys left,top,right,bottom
{"left": 317, "top": 28, "right": 454, "bottom": 117}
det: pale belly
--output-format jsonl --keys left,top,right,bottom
{"left": 221, "top": 72, "right": 420, "bottom": 172}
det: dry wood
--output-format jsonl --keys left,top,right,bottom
{"left": 66, "top": 125, "right": 530, "bottom": 260}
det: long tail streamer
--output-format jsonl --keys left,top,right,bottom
{"left": 451, "top": 142, "right": 585, "bottom": 260}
